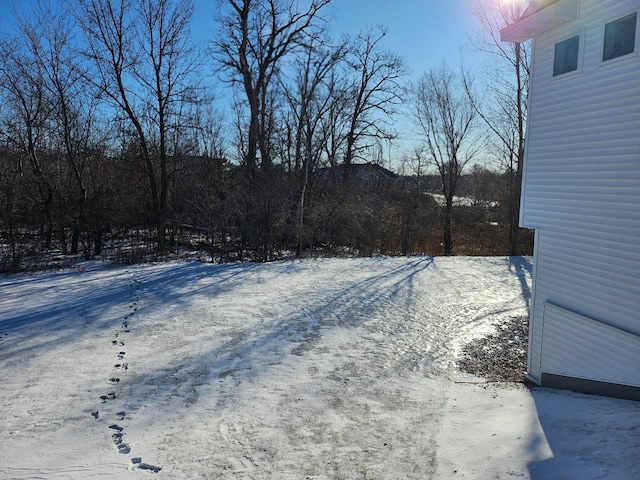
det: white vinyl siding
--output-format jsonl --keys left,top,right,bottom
{"left": 526, "top": 228, "right": 640, "bottom": 380}
{"left": 540, "top": 302, "right": 640, "bottom": 387}
{"left": 522, "top": 0, "right": 640, "bottom": 382}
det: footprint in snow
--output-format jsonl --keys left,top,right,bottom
{"left": 117, "top": 351, "right": 126, "bottom": 359}
{"left": 100, "top": 392, "right": 116, "bottom": 403}
{"left": 110, "top": 425, "right": 131, "bottom": 454}
{"left": 91, "top": 411, "right": 99, "bottom": 419}
{"left": 130, "top": 457, "right": 162, "bottom": 473}
{"left": 108, "top": 377, "right": 120, "bottom": 385}
{"left": 116, "top": 411, "right": 126, "bottom": 420}
{"left": 118, "top": 443, "right": 131, "bottom": 454}
{"left": 114, "top": 363, "right": 128, "bottom": 371}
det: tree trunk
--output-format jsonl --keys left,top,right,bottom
{"left": 509, "top": 41, "right": 526, "bottom": 256}
{"left": 94, "top": 224, "right": 102, "bottom": 256}
{"left": 296, "top": 172, "right": 308, "bottom": 258}
{"left": 443, "top": 198, "right": 453, "bottom": 256}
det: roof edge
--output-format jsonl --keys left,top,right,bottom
{"left": 501, "top": 0, "right": 579, "bottom": 43}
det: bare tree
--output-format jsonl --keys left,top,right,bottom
{"left": 214, "top": 0, "right": 331, "bottom": 175}
{"left": 0, "top": 144, "right": 27, "bottom": 270}
{"left": 342, "top": 26, "right": 406, "bottom": 183}
{"left": 17, "top": 1, "right": 100, "bottom": 255}
{"left": 187, "top": 103, "right": 238, "bottom": 263}
{"left": 74, "top": 0, "right": 197, "bottom": 251}
{"left": 469, "top": 0, "right": 531, "bottom": 255}
{"left": 315, "top": 69, "right": 348, "bottom": 174}
{"left": 0, "top": 34, "right": 56, "bottom": 248}
{"left": 213, "top": 0, "right": 330, "bottom": 260}
{"left": 412, "top": 64, "right": 478, "bottom": 255}
{"left": 281, "top": 37, "right": 346, "bottom": 256}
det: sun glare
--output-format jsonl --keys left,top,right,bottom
{"left": 498, "top": 0, "right": 526, "bottom": 14}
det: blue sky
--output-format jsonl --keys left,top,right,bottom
{"left": 1, "top": 0, "right": 485, "bottom": 77}
{"left": 192, "top": 0, "right": 484, "bottom": 75}
{"left": 324, "top": 0, "right": 483, "bottom": 75}
{"left": 0, "top": 0, "right": 488, "bottom": 160}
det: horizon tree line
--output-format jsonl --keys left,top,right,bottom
{"left": 0, "top": 0, "right": 532, "bottom": 271}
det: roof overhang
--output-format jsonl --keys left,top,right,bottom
{"left": 500, "top": 0, "right": 579, "bottom": 43}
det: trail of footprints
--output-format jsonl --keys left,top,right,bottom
{"left": 92, "top": 274, "right": 162, "bottom": 474}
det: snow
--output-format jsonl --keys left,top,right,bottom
{"left": 428, "top": 193, "right": 499, "bottom": 208}
{"left": 0, "top": 256, "right": 638, "bottom": 479}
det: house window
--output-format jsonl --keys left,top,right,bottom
{"left": 554, "top": 35, "right": 580, "bottom": 76}
{"left": 603, "top": 13, "right": 637, "bottom": 61}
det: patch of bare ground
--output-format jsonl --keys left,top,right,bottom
{"left": 457, "top": 316, "right": 529, "bottom": 382}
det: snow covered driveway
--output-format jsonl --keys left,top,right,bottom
{"left": 1, "top": 257, "right": 638, "bottom": 479}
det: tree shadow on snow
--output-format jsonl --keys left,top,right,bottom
{"left": 0, "top": 267, "right": 139, "bottom": 361}
{"left": 509, "top": 256, "right": 532, "bottom": 310}
{"left": 111, "top": 256, "right": 435, "bottom": 415}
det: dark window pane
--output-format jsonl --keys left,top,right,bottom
{"left": 603, "top": 13, "right": 637, "bottom": 61}
{"left": 554, "top": 35, "right": 580, "bottom": 76}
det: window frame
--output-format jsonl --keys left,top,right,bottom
{"left": 553, "top": 34, "right": 582, "bottom": 77}
{"left": 551, "top": 29, "right": 584, "bottom": 80}
{"left": 601, "top": 11, "right": 639, "bottom": 64}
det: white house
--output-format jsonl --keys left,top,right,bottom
{"left": 501, "top": 0, "right": 640, "bottom": 400}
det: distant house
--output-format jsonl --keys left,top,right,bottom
{"left": 502, "top": 0, "right": 640, "bottom": 400}
{"left": 319, "top": 163, "right": 398, "bottom": 184}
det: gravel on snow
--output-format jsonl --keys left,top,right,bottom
{"left": 458, "top": 315, "right": 529, "bottom": 383}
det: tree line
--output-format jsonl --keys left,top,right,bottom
{"left": 0, "top": 0, "right": 532, "bottom": 272}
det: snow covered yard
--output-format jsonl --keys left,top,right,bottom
{"left": 0, "top": 256, "right": 638, "bottom": 479}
